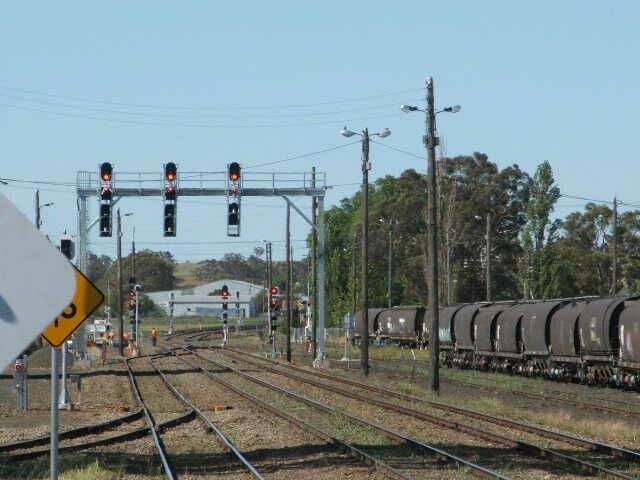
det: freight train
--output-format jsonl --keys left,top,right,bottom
{"left": 355, "top": 296, "right": 640, "bottom": 389}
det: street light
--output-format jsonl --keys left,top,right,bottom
{"left": 400, "top": 77, "right": 460, "bottom": 395}
{"left": 34, "top": 189, "right": 55, "bottom": 230}
{"left": 379, "top": 217, "right": 397, "bottom": 308}
{"left": 340, "top": 125, "right": 391, "bottom": 376}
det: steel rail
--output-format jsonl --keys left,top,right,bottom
{"left": 226, "top": 347, "right": 640, "bottom": 462}
{"left": 172, "top": 352, "right": 415, "bottom": 480}
{"left": 209, "top": 348, "right": 636, "bottom": 480}
{"left": 443, "top": 376, "right": 640, "bottom": 418}
{"left": 126, "top": 356, "right": 184, "bottom": 480}
{"left": 363, "top": 357, "right": 640, "bottom": 414}
{"left": 1, "top": 410, "right": 193, "bottom": 463}
{"left": 0, "top": 409, "right": 144, "bottom": 453}
{"left": 184, "top": 348, "right": 512, "bottom": 480}
{"left": 147, "top": 357, "right": 265, "bottom": 480}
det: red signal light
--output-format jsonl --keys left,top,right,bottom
{"left": 270, "top": 286, "right": 279, "bottom": 295}
{"left": 165, "top": 162, "right": 177, "bottom": 182}
{"left": 100, "top": 162, "right": 113, "bottom": 182}
{"left": 229, "top": 162, "right": 241, "bottom": 182}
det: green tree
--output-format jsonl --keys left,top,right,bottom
{"left": 520, "top": 161, "right": 560, "bottom": 298}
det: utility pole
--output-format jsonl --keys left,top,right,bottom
{"left": 35, "top": 190, "right": 41, "bottom": 230}
{"left": 361, "top": 128, "right": 370, "bottom": 376}
{"left": 286, "top": 203, "right": 292, "bottom": 362}
{"left": 486, "top": 212, "right": 492, "bottom": 302}
{"left": 612, "top": 196, "right": 618, "bottom": 295}
{"left": 266, "top": 241, "right": 275, "bottom": 358}
{"left": 387, "top": 223, "right": 393, "bottom": 308}
{"left": 117, "top": 209, "right": 124, "bottom": 356}
{"left": 311, "top": 168, "right": 318, "bottom": 359}
{"left": 169, "top": 292, "right": 175, "bottom": 335}
{"left": 425, "top": 77, "right": 440, "bottom": 394}
{"left": 131, "top": 227, "right": 136, "bottom": 281}
{"left": 351, "top": 233, "right": 358, "bottom": 316}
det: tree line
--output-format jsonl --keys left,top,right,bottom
{"left": 86, "top": 249, "right": 309, "bottom": 317}
{"left": 320, "top": 152, "right": 638, "bottom": 325}
{"left": 85, "top": 152, "right": 638, "bottom": 327}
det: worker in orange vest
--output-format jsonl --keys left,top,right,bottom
{"left": 151, "top": 327, "right": 158, "bottom": 346}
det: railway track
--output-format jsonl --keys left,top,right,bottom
{"left": 0, "top": 359, "right": 192, "bottom": 465}
{"left": 203, "top": 346, "right": 640, "bottom": 480}
{"left": 178, "top": 346, "right": 512, "bottom": 479}
{"left": 146, "top": 355, "right": 266, "bottom": 479}
{"left": 227, "top": 347, "right": 640, "bottom": 461}
{"left": 127, "top": 353, "right": 279, "bottom": 479}
{"left": 351, "top": 356, "right": 640, "bottom": 418}
{"left": 168, "top": 352, "right": 414, "bottom": 480}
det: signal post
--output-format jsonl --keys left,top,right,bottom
{"left": 75, "top": 165, "right": 329, "bottom": 366}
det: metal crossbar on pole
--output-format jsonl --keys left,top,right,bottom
{"left": 76, "top": 168, "right": 327, "bottom": 360}
{"left": 76, "top": 168, "right": 328, "bottom": 363}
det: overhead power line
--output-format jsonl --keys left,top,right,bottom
{"left": 0, "top": 102, "right": 405, "bottom": 129}
{"left": 370, "top": 140, "right": 424, "bottom": 160}
{"left": 0, "top": 85, "right": 422, "bottom": 111}
{"left": 0, "top": 92, "right": 422, "bottom": 120}
{"left": 245, "top": 141, "right": 360, "bottom": 168}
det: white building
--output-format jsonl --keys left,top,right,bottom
{"left": 147, "top": 279, "right": 264, "bottom": 318}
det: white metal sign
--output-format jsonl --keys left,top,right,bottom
{"left": 0, "top": 193, "right": 76, "bottom": 370}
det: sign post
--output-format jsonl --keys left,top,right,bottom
{"left": 50, "top": 347, "right": 59, "bottom": 480}
{"left": 41, "top": 264, "right": 104, "bottom": 480}
{"left": 58, "top": 342, "right": 70, "bottom": 409}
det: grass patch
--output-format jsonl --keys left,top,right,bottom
{"left": 0, "top": 456, "right": 126, "bottom": 480}
{"left": 60, "top": 460, "right": 121, "bottom": 480}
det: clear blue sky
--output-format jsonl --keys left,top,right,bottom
{"left": 1, "top": 2, "right": 638, "bottom": 262}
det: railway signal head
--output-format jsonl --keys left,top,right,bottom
{"left": 164, "top": 204, "right": 176, "bottom": 237}
{"left": 60, "top": 237, "right": 75, "bottom": 260}
{"left": 270, "top": 286, "right": 279, "bottom": 296}
{"left": 228, "top": 202, "right": 240, "bottom": 226}
{"left": 165, "top": 162, "right": 177, "bottom": 182}
{"left": 99, "top": 204, "right": 112, "bottom": 237}
{"left": 229, "top": 162, "right": 241, "bottom": 182}
{"left": 165, "top": 185, "right": 177, "bottom": 201}
{"left": 221, "top": 285, "right": 230, "bottom": 297}
{"left": 100, "top": 185, "right": 112, "bottom": 201}
{"left": 100, "top": 162, "right": 113, "bottom": 182}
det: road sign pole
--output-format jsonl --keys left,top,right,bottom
{"left": 50, "top": 347, "right": 59, "bottom": 480}
{"left": 58, "top": 343, "right": 70, "bottom": 409}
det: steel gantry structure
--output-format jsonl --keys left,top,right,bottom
{"left": 76, "top": 168, "right": 329, "bottom": 363}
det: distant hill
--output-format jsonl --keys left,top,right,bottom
{"left": 174, "top": 262, "right": 209, "bottom": 289}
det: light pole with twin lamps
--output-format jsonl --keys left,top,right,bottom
{"left": 401, "top": 77, "right": 460, "bottom": 393}
{"left": 341, "top": 126, "right": 391, "bottom": 376}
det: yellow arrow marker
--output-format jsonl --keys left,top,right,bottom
{"left": 42, "top": 266, "right": 105, "bottom": 347}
